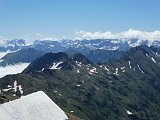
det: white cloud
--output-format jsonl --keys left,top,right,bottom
{"left": 0, "top": 63, "right": 30, "bottom": 78}
{"left": 75, "top": 29, "right": 160, "bottom": 41}
{"left": 39, "top": 37, "right": 58, "bottom": 41}
{"left": 35, "top": 33, "right": 58, "bottom": 41}
{"left": 23, "top": 33, "right": 58, "bottom": 45}
{"left": 0, "top": 36, "right": 7, "bottom": 46}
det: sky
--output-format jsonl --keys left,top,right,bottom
{"left": 0, "top": 0, "right": 160, "bottom": 41}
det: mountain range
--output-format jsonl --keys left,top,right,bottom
{"left": 1, "top": 38, "right": 160, "bottom": 65}
{"left": 1, "top": 38, "right": 160, "bottom": 54}
{"left": 0, "top": 44, "right": 160, "bottom": 119}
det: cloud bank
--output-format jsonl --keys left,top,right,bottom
{"left": 0, "top": 63, "right": 30, "bottom": 78}
{"left": 75, "top": 29, "right": 160, "bottom": 41}
{"left": 1, "top": 29, "right": 160, "bottom": 45}
{"left": 0, "top": 36, "right": 7, "bottom": 46}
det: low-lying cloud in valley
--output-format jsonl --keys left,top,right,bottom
{"left": 0, "top": 63, "right": 30, "bottom": 78}
{"left": 0, "top": 51, "right": 12, "bottom": 59}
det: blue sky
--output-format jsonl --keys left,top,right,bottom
{"left": 0, "top": 0, "right": 160, "bottom": 40}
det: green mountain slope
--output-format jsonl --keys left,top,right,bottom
{"left": 0, "top": 45, "right": 160, "bottom": 120}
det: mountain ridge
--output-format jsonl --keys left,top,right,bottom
{"left": 1, "top": 45, "right": 160, "bottom": 119}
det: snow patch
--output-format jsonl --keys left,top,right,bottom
{"left": 76, "top": 61, "right": 82, "bottom": 67}
{"left": 137, "top": 64, "right": 144, "bottom": 73}
{"left": 58, "top": 94, "right": 62, "bottom": 96}
{"left": 41, "top": 68, "right": 45, "bottom": 71}
{"left": 121, "top": 67, "right": 125, "bottom": 70}
{"left": 146, "top": 54, "right": 149, "bottom": 57}
{"left": 100, "top": 65, "right": 110, "bottom": 74}
{"left": 114, "top": 68, "right": 119, "bottom": 75}
{"left": 0, "top": 91, "right": 68, "bottom": 120}
{"left": 151, "top": 57, "right": 156, "bottom": 63}
{"left": 89, "top": 67, "right": 98, "bottom": 74}
{"left": 1, "top": 80, "right": 23, "bottom": 95}
{"left": 128, "top": 61, "right": 131, "bottom": 69}
{"left": 2, "top": 88, "right": 13, "bottom": 92}
{"left": 104, "top": 66, "right": 109, "bottom": 71}
{"left": 126, "top": 110, "right": 132, "bottom": 115}
{"left": 50, "top": 61, "right": 63, "bottom": 70}
{"left": 13, "top": 80, "right": 18, "bottom": 92}
{"left": 77, "top": 69, "right": 80, "bottom": 73}
{"left": 156, "top": 52, "right": 159, "bottom": 56}
{"left": 18, "top": 85, "right": 23, "bottom": 94}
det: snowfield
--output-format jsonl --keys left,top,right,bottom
{"left": 0, "top": 91, "right": 68, "bottom": 120}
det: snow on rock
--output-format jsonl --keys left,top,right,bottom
{"left": 13, "top": 80, "right": 17, "bottom": 92}
{"left": 50, "top": 61, "right": 63, "bottom": 70}
{"left": 89, "top": 67, "right": 98, "bottom": 74}
{"left": 100, "top": 65, "right": 110, "bottom": 71}
{"left": 126, "top": 110, "right": 132, "bottom": 115}
{"left": 18, "top": 85, "right": 23, "bottom": 94}
{"left": 114, "top": 68, "right": 119, "bottom": 75}
{"left": 151, "top": 57, "right": 156, "bottom": 63}
{"left": 8, "top": 85, "right": 12, "bottom": 88}
{"left": 77, "top": 69, "right": 80, "bottom": 73}
{"left": 41, "top": 68, "right": 45, "bottom": 71}
{"left": 146, "top": 54, "right": 149, "bottom": 57}
{"left": 104, "top": 66, "right": 109, "bottom": 71}
{"left": 76, "top": 61, "right": 82, "bottom": 67}
{"left": 128, "top": 61, "right": 132, "bottom": 69}
{"left": 100, "top": 65, "right": 111, "bottom": 74}
{"left": 1, "top": 80, "right": 23, "bottom": 96}
{"left": 81, "top": 80, "right": 85, "bottom": 84}
{"left": 2, "top": 88, "right": 13, "bottom": 92}
{"left": 121, "top": 67, "right": 125, "bottom": 70}
{"left": 54, "top": 90, "right": 57, "bottom": 93}
{"left": 58, "top": 93, "right": 62, "bottom": 96}
{"left": 137, "top": 64, "right": 144, "bottom": 73}
{"left": 0, "top": 91, "right": 68, "bottom": 120}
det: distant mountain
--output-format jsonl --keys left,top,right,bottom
{"left": 1, "top": 39, "right": 160, "bottom": 55}
{"left": 0, "top": 39, "right": 26, "bottom": 52}
{"left": 32, "top": 40, "right": 66, "bottom": 53}
{"left": 87, "top": 49, "right": 124, "bottom": 63}
{"left": 0, "top": 48, "right": 45, "bottom": 66}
